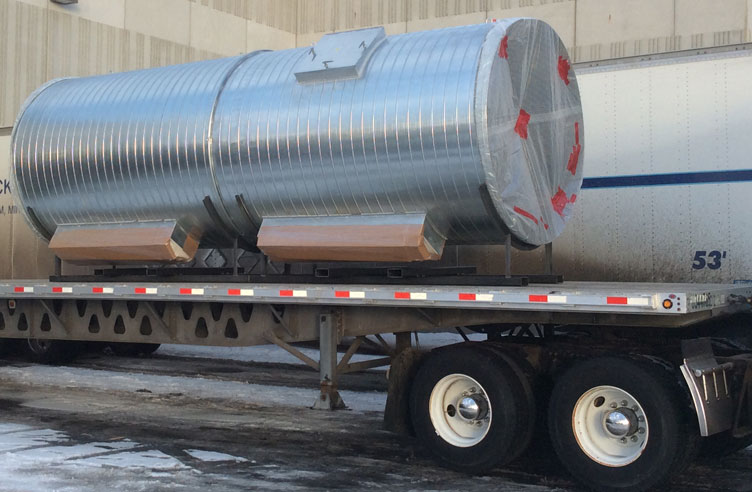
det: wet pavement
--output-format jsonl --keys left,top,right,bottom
{"left": 0, "top": 351, "right": 749, "bottom": 491}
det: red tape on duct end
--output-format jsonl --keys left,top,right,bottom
{"left": 498, "top": 35, "right": 509, "bottom": 59}
{"left": 514, "top": 109, "right": 530, "bottom": 139}
{"left": 566, "top": 122, "right": 581, "bottom": 175}
{"left": 513, "top": 206, "right": 538, "bottom": 225}
{"left": 557, "top": 56, "right": 571, "bottom": 85}
{"left": 551, "top": 186, "right": 577, "bottom": 218}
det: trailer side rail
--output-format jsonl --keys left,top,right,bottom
{"left": 1, "top": 281, "right": 749, "bottom": 316}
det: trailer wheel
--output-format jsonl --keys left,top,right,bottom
{"left": 548, "top": 357, "right": 698, "bottom": 491}
{"left": 25, "top": 339, "right": 83, "bottom": 364}
{"left": 409, "top": 344, "right": 531, "bottom": 472}
{"left": 109, "top": 343, "right": 161, "bottom": 357}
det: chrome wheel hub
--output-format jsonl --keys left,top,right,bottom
{"left": 604, "top": 407, "right": 638, "bottom": 437}
{"left": 458, "top": 395, "right": 488, "bottom": 421}
{"left": 429, "top": 374, "right": 492, "bottom": 447}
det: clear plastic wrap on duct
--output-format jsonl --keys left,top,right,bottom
{"left": 478, "top": 18, "right": 583, "bottom": 246}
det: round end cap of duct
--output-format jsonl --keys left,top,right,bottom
{"left": 477, "top": 18, "right": 584, "bottom": 247}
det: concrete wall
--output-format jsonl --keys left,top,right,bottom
{"left": 1, "top": 0, "right": 750, "bottom": 277}
{"left": 295, "top": 0, "right": 752, "bottom": 61}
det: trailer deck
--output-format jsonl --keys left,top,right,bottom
{"left": 1, "top": 280, "right": 750, "bottom": 317}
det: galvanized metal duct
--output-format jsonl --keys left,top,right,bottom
{"left": 11, "top": 19, "right": 583, "bottom": 263}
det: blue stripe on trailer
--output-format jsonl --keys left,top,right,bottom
{"left": 582, "top": 169, "right": 752, "bottom": 189}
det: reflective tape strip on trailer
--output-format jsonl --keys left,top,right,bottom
{"left": 458, "top": 293, "right": 494, "bottom": 302}
{"left": 279, "top": 289, "right": 307, "bottom": 298}
{"left": 179, "top": 288, "right": 204, "bottom": 295}
{"left": 0, "top": 283, "right": 683, "bottom": 313}
{"left": 394, "top": 291, "right": 427, "bottom": 300}
{"left": 334, "top": 290, "right": 366, "bottom": 299}
{"left": 228, "top": 288, "right": 254, "bottom": 296}
{"left": 606, "top": 296, "right": 652, "bottom": 306}
{"left": 528, "top": 294, "right": 567, "bottom": 303}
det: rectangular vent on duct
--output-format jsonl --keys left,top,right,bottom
{"left": 49, "top": 220, "right": 199, "bottom": 264}
{"left": 257, "top": 214, "right": 445, "bottom": 262}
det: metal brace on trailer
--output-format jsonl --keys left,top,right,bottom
{"left": 36, "top": 299, "right": 70, "bottom": 336}
{"left": 680, "top": 338, "right": 735, "bottom": 436}
{"left": 141, "top": 302, "right": 173, "bottom": 339}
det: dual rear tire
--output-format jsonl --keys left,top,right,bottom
{"left": 410, "top": 346, "right": 699, "bottom": 491}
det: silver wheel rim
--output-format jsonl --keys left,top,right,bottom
{"left": 572, "top": 385, "right": 649, "bottom": 467}
{"left": 429, "top": 374, "right": 492, "bottom": 448}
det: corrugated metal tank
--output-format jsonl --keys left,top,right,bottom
{"left": 11, "top": 19, "right": 583, "bottom": 263}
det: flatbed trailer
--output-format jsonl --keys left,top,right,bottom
{"left": 0, "top": 275, "right": 752, "bottom": 490}
{"left": 0, "top": 277, "right": 751, "bottom": 490}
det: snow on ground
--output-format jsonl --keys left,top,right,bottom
{"left": 0, "top": 423, "right": 245, "bottom": 492}
{"left": 0, "top": 365, "right": 386, "bottom": 413}
{"left": 72, "top": 449, "right": 190, "bottom": 471}
{"left": 0, "top": 331, "right": 488, "bottom": 491}
{"left": 184, "top": 449, "right": 248, "bottom": 463}
{"left": 157, "top": 331, "right": 484, "bottom": 365}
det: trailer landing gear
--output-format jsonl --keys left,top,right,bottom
{"left": 313, "top": 313, "right": 345, "bottom": 410}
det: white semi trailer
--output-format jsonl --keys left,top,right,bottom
{"left": 560, "top": 45, "right": 752, "bottom": 284}
{"left": 2, "top": 26, "right": 752, "bottom": 492}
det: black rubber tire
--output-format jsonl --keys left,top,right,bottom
{"left": 548, "top": 356, "right": 700, "bottom": 492}
{"left": 409, "top": 344, "right": 532, "bottom": 473}
{"left": 109, "top": 343, "right": 161, "bottom": 357}
{"left": 25, "top": 339, "right": 84, "bottom": 364}
{"left": 473, "top": 343, "right": 537, "bottom": 463}
{"left": 700, "top": 431, "right": 752, "bottom": 459}
{"left": 0, "top": 339, "right": 13, "bottom": 358}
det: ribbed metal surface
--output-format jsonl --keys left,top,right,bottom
{"left": 214, "top": 23, "right": 493, "bottom": 243}
{"left": 12, "top": 19, "right": 583, "bottom": 254}
{"left": 12, "top": 55, "right": 244, "bottom": 243}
